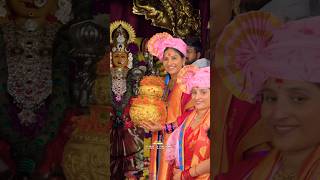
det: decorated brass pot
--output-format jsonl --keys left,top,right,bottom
{"left": 62, "top": 106, "right": 110, "bottom": 180}
{"left": 139, "top": 76, "right": 165, "bottom": 95}
{"left": 129, "top": 76, "right": 166, "bottom": 126}
{"left": 129, "top": 97, "right": 166, "bottom": 126}
{"left": 139, "top": 85, "right": 163, "bottom": 98}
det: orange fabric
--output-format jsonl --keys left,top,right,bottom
{"left": 250, "top": 146, "right": 320, "bottom": 180}
{"left": 149, "top": 83, "right": 193, "bottom": 180}
{"left": 149, "top": 133, "right": 159, "bottom": 180}
{"left": 159, "top": 83, "right": 189, "bottom": 180}
{"left": 299, "top": 147, "right": 320, "bottom": 179}
{"left": 158, "top": 133, "right": 170, "bottom": 180}
{"left": 212, "top": 72, "right": 232, "bottom": 176}
{"left": 212, "top": 0, "right": 233, "bottom": 46}
{"left": 249, "top": 150, "right": 280, "bottom": 179}
{"left": 184, "top": 110, "right": 210, "bottom": 180}
{"left": 167, "top": 83, "right": 188, "bottom": 123}
{"left": 234, "top": 119, "right": 271, "bottom": 163}
{"left": 212, "top": 68, "right": 271, "bottom": 177}
{"left": 211, "top": 1, "right": 271, "bottom": 176}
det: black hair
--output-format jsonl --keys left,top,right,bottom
{"left": 164, "top": 47, "right": 185, "bottom": 58}
{"left": 184, "top": 37, "right": 202, "bottom": 53}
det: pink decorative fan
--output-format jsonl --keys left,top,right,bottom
{"left": 215, "top": 11, "right": 282, "bottom": 102}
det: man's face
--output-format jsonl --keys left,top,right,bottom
{"left": 186, "top": 46, "right": 200, "bottom": 64}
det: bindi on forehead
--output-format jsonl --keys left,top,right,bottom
{"left": 275, "top": 78, "right": 284, "bottom": 84}
{"left": 165, "top": 51, "right": 174, "bottom": 57}
{"left": 274, "top": 78, "right": 284, "bottom": 89}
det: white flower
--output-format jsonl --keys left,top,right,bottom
{"left": 128, "top": 53, "right": 133, "bottom": 69}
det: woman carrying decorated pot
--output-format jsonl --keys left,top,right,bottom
{"left": 139, "top": 32, "right": 194, "bottom": 180}
{"left": 165, "top": 65, "right": 210, "bottom": 180}
{"left": 215, "top": 11, "right": 320, "bottom": 179}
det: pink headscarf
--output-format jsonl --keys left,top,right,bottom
{"left": 177, "top": 65, "right": 210, "bottom": 94}
{"left": 147, "top": 32, "right": 187, "bottom": 61}
{"left": 216, "top": 11, "right": 320, "bottom": 102}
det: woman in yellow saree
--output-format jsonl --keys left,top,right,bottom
{"left": 140, "top": 32, "right": 194, "bottom": 180}
{"left": 215, "top": 11, "right": 320, "bottom": 180}
{"left": 165, "top": 65, "right": 211, "bottom": 180}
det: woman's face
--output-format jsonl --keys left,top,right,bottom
{"left": 162, "top": 48, "right": 185, "bottom": 77}
{"left": 112, "top": 51, "right": 128, "bottom": 68}
{"left": 8, "top": 0, "right": 57, "bottom": 18}
{"left": 261, "top": 78, "right": 320, "bottom": 152}
{"left": 191, "top": 87, "right": 210, "bottom": 111}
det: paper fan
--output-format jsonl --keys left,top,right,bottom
{"left": 215, "top": 11, "right": 282, "bottom": 102}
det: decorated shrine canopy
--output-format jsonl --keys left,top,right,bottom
{"left": 109, "top": 0, "right": 210, "bottom": 50}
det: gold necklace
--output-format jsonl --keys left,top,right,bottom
{"left": 191, "top": 109, "right": 209, "bottom": 128}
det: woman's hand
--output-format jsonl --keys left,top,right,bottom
{"left": 139, "top": 121, "right": 163, "bottom": 132}
{"left": 173, "top": 168, "right": 182, "bottom": 180}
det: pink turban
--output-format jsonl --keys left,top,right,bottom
{"left": 147, "top": 32, "right": 187, "bottom": 61}
{"left": 215, "top": 11, "right": 320, "bottom": 102}
{"left": 177, "top": 65, "right": 210, "bottom": 94}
